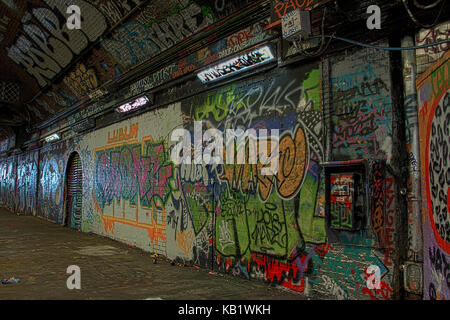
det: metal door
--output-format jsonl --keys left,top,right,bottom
{"left": 65, "top": 153, "right": 82, "bottom": 230}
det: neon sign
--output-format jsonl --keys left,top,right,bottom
{"left": 115, "top": 96, "right": 149, "bottom": 113}
{"left": 197, "top": 45, "right": 275, "bottom": 84}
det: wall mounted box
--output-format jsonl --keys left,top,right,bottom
{"left": 281, "top": 8, "right": 311, "bottom": 41}
{"left": 322, "top": 160, "right": 368, "bottom": 242}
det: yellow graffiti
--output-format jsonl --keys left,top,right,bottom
{"left": 220, "top": 127, "right": 307, "bottom": 201}
{"left": 64, "top": 63, "right": 99, "bottom": 97}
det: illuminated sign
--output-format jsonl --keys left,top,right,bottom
{"left": 197, "top": 45, "right": 275, "bottom": 84}
{"left": 45, "top": 133, "right": 61, "bottom": 143}
{"left": 115, "top": 96, "right": 150, "bottom": 113}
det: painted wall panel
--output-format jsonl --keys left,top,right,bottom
{"left": 0, "top": 155, "right": 17, "bottom": 211}
{"left": 417, "top": 51, "right": 449, "bottom": 300}
{"left": 180, "top": 62, "right": 326, "bottom": 276}
{"left": 16, "top": 150, "right": 39, "bottom": 216}
{"left": 323, "top": 44, "right": 397, "bottom": 299}
{"left": 330, "top": 44, "right": 393, "bottom": 162}
{"left": 416, "top": 22, "right": 450, "bottom": 77}
{"left": 79, "top": 103, "right": 184, "bottom": 257}
{"left": 37, "top": 141, "right": 73, "bottom": 223}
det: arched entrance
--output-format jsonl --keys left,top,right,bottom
{"left": 64, "top": 152, "right": 83, "bottom": 230}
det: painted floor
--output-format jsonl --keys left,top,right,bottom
{"left": 0, "top": 208, "right": 306, "bottom": 300}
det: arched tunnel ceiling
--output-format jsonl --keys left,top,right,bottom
{"left": 0, "top": 0, "right": 448, "bottom": 140}
{"left": 0, "top": 0, "right": 33, "bottom": 127}
{"left": 0, "top": 0, "right": 262, "bottom": 131}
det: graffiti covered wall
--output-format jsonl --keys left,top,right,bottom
{"left": 331, "top": 44, "right": 393, "bottom": 162}
{"left": 37, "top": 140, "right": 74, "bottom": 224}
{"left": 0, "top": 155, "right": 16, "bottom": 212}
{"left": 79, "top": 104, "right": 183, "bottom": 255}
{"left": 318, "top": 44, "right": 398, "bottom": 299}
{"left": 417, "top": 51, "right": 449, "bottom": 300}
{"left": 76, "top": 61, "right": 327, "bottom": 287}
{"left": 182, "top": 62, "right": 326, "bottom": 279}
{"left": 16, "top": 150, "right": 39, "bottom": 216}
{"left": 0, "top": 32, "right": 402, "bottom": 299}
{"left": 416, "top": 21, "right": 450, "bottom": 77}
{"left": 73, "top": 51, "right": 399, "bottom": 298}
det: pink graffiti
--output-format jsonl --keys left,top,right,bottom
{"left": 95, "top": 140, "right": 173, "bottom": 210}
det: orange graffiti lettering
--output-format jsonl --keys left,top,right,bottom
{"left": 107, "top": 123, "right": 139, "bottom": 144}
{"left": 176, "top": 230, "right": 194, "bottom": 257}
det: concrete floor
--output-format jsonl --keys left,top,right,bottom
{"left": 0, "top": 208, "right": 305, "bottom": 300}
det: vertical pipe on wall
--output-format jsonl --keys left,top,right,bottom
{"left": 321, "top": 57, "right": 332, "bottom": 163}
{"left": 401, "top": 35, "right": 423, "bottom": 263}
{"left": 389, "top": 33, "right": 410, "bottom": 299}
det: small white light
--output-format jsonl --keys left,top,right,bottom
{"left": 116, "top": 96, "right": 149, "bottom": 113}
{"left": 197, "top": 45, "right": 275, "bottom": 84}
{"left": 45, "top": 133, "right": 60, "bottom": 143}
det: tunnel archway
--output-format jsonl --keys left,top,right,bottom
{"left": 64, "top": 152, "right": 83, "bottom": 230}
